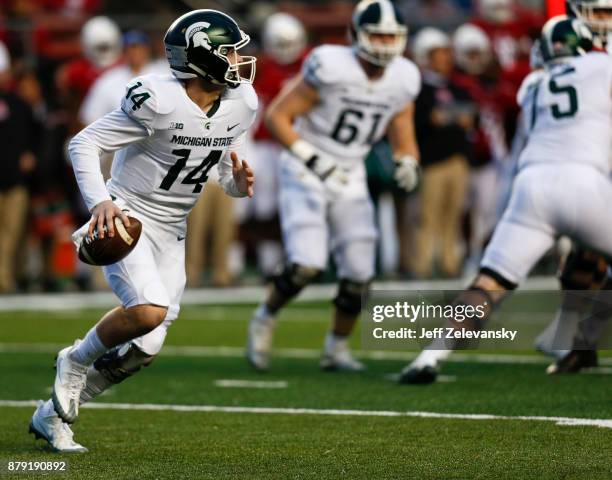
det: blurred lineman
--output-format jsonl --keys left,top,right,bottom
{"left": 400, "top": 16, "right": 612, "bottom": 384}
{"left": 247, "top": 0, "right": 421, "bottom": 371}
{"left": 79, "top": 30, "right": 169, "bottom": 126}
{"left": 29, "top": 10, "right": 257, "bottom": 452}
{"left": 535, "top": 0, "right": 612, "bottom": 373}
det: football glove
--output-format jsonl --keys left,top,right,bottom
{"left": 290, "top": 139, "right": 338, "bottom": 181}
{"left": 394, "top": 155, "right": 420, "bottom": 192}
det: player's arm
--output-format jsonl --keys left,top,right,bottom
{"left": 69, "top": 109, "right": 148, "bottom": 238}
{"left": 387, "top": 102, "right": 420, "bottom": 192}
{"left": 218, "top": 130, "right": 255, "bottom": 198}
{"left": 265, "top": 75, "right": 319, "bottom": 148}
{"left": 265, "top": 74, "right": 337, "bottom": 181}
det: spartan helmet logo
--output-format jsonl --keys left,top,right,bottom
{"left": 185, "top": 21, "right": 212, "bottom": 50}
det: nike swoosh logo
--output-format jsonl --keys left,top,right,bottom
{"left": 177, "top": 236, "right": 185, "bottom": 241}
{"left": 227, "top": 123, "right": 240, "bottom": 132}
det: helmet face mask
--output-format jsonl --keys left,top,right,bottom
{"left": 352, "top": 0, "right": 408, "bottom": 67}
{"left": 568, "top": 0, "right": 612, "bottom": 37}
{"left": 165, "top": 9, "right": 256, "bottom": 88}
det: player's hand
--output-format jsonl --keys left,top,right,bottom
{"left": 88, "top": 200, "right": 130, "bottom": 240}
{"left": 231, "top": 151, "right": 255, "bottom": 198}
{"left": 308, "top": 152, "right": 338, "bottom": 182}
{"left": 394, "top": 155, "right": 420, "bottom": 192}
{"left": 324, "top": 167, "right": 349, "bottom": 196}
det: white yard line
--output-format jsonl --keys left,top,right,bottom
{"left": 0, "top": 399, "right": 610, "bottom": 429}
{"left": 213, "top": 379, "right": 288, "bottom": 389}
{"left": 1, "top": 342, "right": 611, "bottom": 366}
{"left": 0, "top": 277, "right": 558, "bottom": 311}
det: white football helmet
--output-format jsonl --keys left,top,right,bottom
{"left": 453, "top": 24, "right": 492, "bottom": 75}
{"left": 81, "top": 16, "right": 121, "bottom": 69}
{"left": 262, "top": 13, "right": 307, "bottom": 65}
{"left": 0, "top": 40, "right": 9, "bottom": 73}
{"left": 351, "top": 0, "right": 408, "bottom": 67}
{"left": 412, "top": 27, "right": 451, "bottom": 67}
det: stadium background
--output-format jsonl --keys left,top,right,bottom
{"left": 2, "top": 2, "right": 612, "bottom": 479}
{"left": 0, "top": 0, "right": 562, "bottom": 293}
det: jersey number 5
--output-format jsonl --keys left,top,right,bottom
{"left": 530, "top": 66, "right": 578, "bottom": 129}
{"left": 160, "top": 149, "right": 222, "bottom": 194}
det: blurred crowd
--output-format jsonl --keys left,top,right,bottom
{"left": 0, "top": 0, "right": 547, "bottom": 293}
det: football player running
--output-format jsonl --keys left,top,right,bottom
{"left": 29, "top": 10, "right": 257, "bottom": 452}
{"left": 534, "top": 0, "right": 612, "bottom": 373}
{"left": 247, "top": 0, "right": 421, "bottom": 372}
{"left": 399, "top": 16, "right": 612, "bottom": 384}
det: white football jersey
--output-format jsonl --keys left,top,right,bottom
{"left": 293, "top": 45, "right": 420, "bottom": 175}
{"left": 517, "top": 53, "right": 612, "bottom": 173}
{"left": 69, "top": 73, "right": 257, "bottom": 233}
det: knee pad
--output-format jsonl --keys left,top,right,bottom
{"left": 273, "top": 263, "right": 321, "bottom": 297}
{"left": 333, "top": 279, "right": 370, "bottom": 316}
{"left": 93, "top": 342, "right": 156, "bottom": 385}
{"left": 559, "top": 247, "right": 608, "bottom": 290}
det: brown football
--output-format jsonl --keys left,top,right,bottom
{"left": 78, "top": 216, "right": 142, "bottom": 266}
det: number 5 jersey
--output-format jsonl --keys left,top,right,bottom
{"left": 69, "top": 73, "right": 258, "bottom": 234}
{"left": 517, "top": 52, "right": 612, "bottom": 174}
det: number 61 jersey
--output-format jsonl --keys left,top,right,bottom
{"left": 79, "top": 73, "right": 257, "bottom": 232}
{"left": 517, "top": 52, "right": 612, "bottom": 173}
{"left": 292, "top": 45, "right": 420, "bottom": 182}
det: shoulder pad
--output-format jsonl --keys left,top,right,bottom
{"left": 227, "top": 83, "right": 259, "bottom": 113}
{"left": 517, "top": 70, "right": 544, "bottom": 106}
{"left": 121, "top": 74, "right": 174, "bottom": 134}
{"left": 391, "top": 57, "right": 422, "bottom": 101}
{"left": 302, "top": 45, "right": 348, "bottom": 89}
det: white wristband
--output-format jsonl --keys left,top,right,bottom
{"left": 290, "top": 139, "right": 317, "bottom": 163}
{"left": 394, "top": 154, "right": 418, "bottom": 166}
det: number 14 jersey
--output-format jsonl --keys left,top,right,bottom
{"left": 70, "top": 73, "right": 257, "bottom": 233}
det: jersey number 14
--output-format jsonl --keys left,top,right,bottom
{"left": 159, "top": 149, "right": 221, "bottom": 194}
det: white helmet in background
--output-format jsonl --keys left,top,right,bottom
{"left": 453, "top": 23, "right": 492, "bottom": 75}
{"left": 412, "top": 27, "right": 451, "bottom": 67}
{"left": 262, "top": 13, "right": 307, "bottom": 65}
{"left": 478, "top": 0, "right": 515, "bottom": 24}
{"left": 81, "top": 16, "right": 121, "bottom": 69}
{"left": 0, "top": 40, "right": 10, "bottom": 73}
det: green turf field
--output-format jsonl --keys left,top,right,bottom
{"left": 0, "top": 302, "right": 611, "bottom": 479}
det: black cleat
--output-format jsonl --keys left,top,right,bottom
{"left": 398, "top": 365, "right": 438, "bottom": 384}
{"left": 546, "top": 349, "right": 598, "bottom": 374}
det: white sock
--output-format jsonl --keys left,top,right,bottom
{"left": 40, "top": 399, "right": 56, "bottom": 417}
{"left": 325, "top": 331, "right": 347, "bottom": 352}
{"left": 69, "top": 327, "right": 108, "bottom": 366}
{"left": 255, "top": 304, "right": 276, "bottom": 323}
